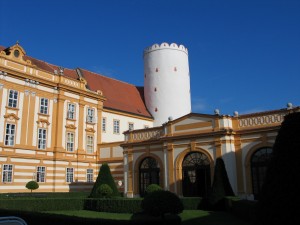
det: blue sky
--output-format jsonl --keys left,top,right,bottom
{"left": 1, "top": 0, "right": 299, "bottom": 115}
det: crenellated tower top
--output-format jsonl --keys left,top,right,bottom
{"left": 143, "top": 42, "right": 188, "bottom": 56}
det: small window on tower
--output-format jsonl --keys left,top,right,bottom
{"left": 156, "top": 68, "right": 159, "bottom": 72}
{"left": 174, "top": 67, "right": 177, "bottom": 72}
{"left": 155, "top": 108, "right": 158, "bottom": 112}
{"left": 144, "top": 73, "right": 146, "bottom": 78}
{"left": 154, "top": 87, "right": 157, "bottom": 92}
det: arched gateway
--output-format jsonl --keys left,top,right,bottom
{"left": 182, "top": 152, "right": 211, "bottom": 197}
{"left": 139, "top": 157, "right": 160, "bottom": 196}
{"left": 251, "top": 147, "right": 273, "bottom": 200}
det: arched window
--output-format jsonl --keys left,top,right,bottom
{"left": 182, "top": 152, "right": 211, "bottom": 197}
{"left": 139, "top": 157, "right": 160, "bottom": 196}
{"left": 251, "top": 147, "right": 273, "bottom": 200}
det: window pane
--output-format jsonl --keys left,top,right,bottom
{"left": 66, "top": 133, "right": 74, "bottom": 152}
{"left": 87, "top": 169, "right": 93, "bottom": 182}
{"left": 5, "top": 124, "right": 15, "bottom": 146}
{"left": 66, "top": 168, "right": 74, "bottom": 182}
{"left": 87, "top": 108, "right": 95, "bottom": 123}
{"left": 2, "top": 164, "right": 13, "bottom": 182}
{"left": 102, "top": 118, "right": 106, "bottom": 132}
{"left": 37, "top": 166, "right": 45, "bottom": 182}
{"left": 114, "top": 120, "right": 120, "bottom": 134}
{"left": 8, "top": 90, "right": 18, "bottom": 108}
{"left": 38, "top": 129, "right": 47, "bottom": 149}
{"left": 68, "top": 104, "right": 75, "bottom": 119}
{"left": 40, "top": 98, "right": 48, "bottom": 114}
{"left": 86, "top": 136, "right": 94, "bottom": 153}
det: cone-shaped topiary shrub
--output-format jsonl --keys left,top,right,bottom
{"left": 145, "top": 184, "right": 162, "bottom": 196}
{"left": 256, "top": 112, "right": 300, "bottom": 225}
{"left": 208, "top": 157, "right": 234, "bottom": 210}
{"left": 97, "top": 184, "right": 113, "bottom": 198}
{"left": 89, "top": 163, "right": 119, "bottom": 198}
{"left": 141, "top": 190, "right": 184, "bottom": 217}
{"left": 26, "top": 180, "right": 39, "bottom": 193}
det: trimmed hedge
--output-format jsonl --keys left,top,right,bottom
{"left": 0, "top": 195, "right": 202, "bottom": 214}
{"left": 85, "top": 198, "right": 143, "bottom": 213}
{"left": 141, "top": 190, "right": 183, "bottom": 217}
{"left": 224, "top": 197, "right": 257, "bottom": 222}
{"left": 89, "top": 163, "right": 120, "bottom": 198}
{"left": 0, "top": 198, "right": 85, "bottom": 211}
{"left": 0, "top": 192, "right": 89, "bottom": 199}
{"left": 0, "top": 209, "right": 180, "bottom": 225}
{"left": 180, "top": 197, "right": 202, "bottom": 210}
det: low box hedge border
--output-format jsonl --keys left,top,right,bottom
{"left": 0, "top": 198, "right": 85, "bottom": 211}
{"left": 0, "top": 209, "right": 181, "bottom": 225}
{"left": 0, "top": 196, "right": 203, "bottom": 213}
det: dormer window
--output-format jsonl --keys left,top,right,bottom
{"left": 14, "top": 50, "right": 20, "bottom": 58}
{"left": 4, "top": 42, "right": 30, "bottom": 64}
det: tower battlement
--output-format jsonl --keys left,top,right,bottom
{"left": 143, "top": 42, "right": 188, "bottom": 56}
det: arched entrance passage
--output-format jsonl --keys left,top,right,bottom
{"left": 251, "top": 147, "right": 273, "bottom": 200}
{"left": 139, "top": 157, "right": 160, "bottom": 197}
{"left": 182, "top": 152, "right": 211, "bottom": 197}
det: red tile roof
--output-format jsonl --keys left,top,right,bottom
{"left": 80, "top": 69, "right": 152, "bottom": 118}
{"left": 0, "top": 45, "right": 152, "bottom": 119}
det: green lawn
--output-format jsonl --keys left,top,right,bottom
{"left": 47, "top": 210, "right": 251, "bottom": 225}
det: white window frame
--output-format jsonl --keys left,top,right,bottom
{"left": 113, "top": 119, "right": 120, "bottom": 134}
{"left": 2, "top": 164, "right": 13, "bottom": 183}
{"left": 5, "top": 124, "right": 15, "bottom": 146}
{"left": 86, "top": 135, "right": 94, "bottom": 153}
{"left": 86, "top": 108, "right": 95, "bottom": 123}
{"left": 102, "top": 117, "right": 106, "bottom": 132}
{"left": 38, "top": 128, "right": 47, "bottom": 150}
{"left": 129, "top": 122, "right": 134, "bottom": 131}
{"left": 67, "top": 103, "right": 76, "bottom": 119}
{"left": 8, "top": 90, "right": 18, "bottom": 108}
{"left": 66, "top": 132, "right": 74, "bottom": 152}
{"left": 40, "top": 98, "right": 49, "bottom": 114}
{"left": 86, "top": 169, "right": 93, "bottom": 183}
{"left": 37, "top": 166, "right": 46, "bottom": 183}
{"left": 66, "top": 167, "right": 74, "bottom": 183}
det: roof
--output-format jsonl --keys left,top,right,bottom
{"left": 0, "top": 45, "right": 152, "bottom": 119}
{"left": 80, "top": 69, "right": 152, "bottom": 118}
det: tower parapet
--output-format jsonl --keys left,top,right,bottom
{"left": 143, "top": 42, "right": 188, "bottom": 56}
{"left": 143, "top": 42, "right": 191, "bottom": 126}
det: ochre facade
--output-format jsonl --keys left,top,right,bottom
{"left": 122, "top": 109, "right": 299, "bottom": 199}
{"left": 0, "top": 43, "right": 105, "bottom": 192}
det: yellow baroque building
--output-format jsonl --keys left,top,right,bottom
{"left": 0, "top": 42, "right": 299, "bottom": 200}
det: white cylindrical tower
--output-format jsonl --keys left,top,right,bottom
{"left": 144, "top": 42, "right": 191, "bottom": 126}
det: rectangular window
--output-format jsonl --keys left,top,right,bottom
{"left": 129, "top": 122, "right": 134, "bottom": 131}
{"left": 37, "top": 166, "right": 45, "bottom": 183}
{"left": 67, "top": 103, "right": 75, "bottom": 119}
{"left": 2, "top": 164, "right": 13, "bottom": 183}
{"left": 113, "top": 120, "right": 120, "bottom": 134}
{"left": 102, "top": 117, "right": 106, "bottom": 132}
{"left": 86, "top": 169, "right": 93, "bottom": 183}
{"left": 5, "top": 124, "right": 15, "bottom": 146}
{"left": 8, "top": 90, "right": 18, "bottom": 108}
{"left": 40, "top": 98, "right": 49, "bottom": 114}
{"left": 87, "top": 108, "right": 95, "bottom": 123}
{"left": 66, "top": 168, "right": 74, "bottom": 182}
{"left": 38, "top": 128, "right": 47, "bottom": 150}
{"left": 66, "top": 132, "right": 74, "bottom": 152}
{"left": 86, "top": 136, "right": 94, "bottom": 153}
